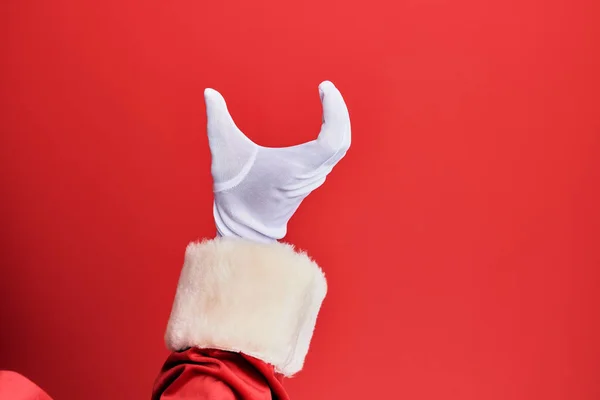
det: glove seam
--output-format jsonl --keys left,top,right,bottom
{"left": 213, "top": 146, "right": 258, "bottom": 193}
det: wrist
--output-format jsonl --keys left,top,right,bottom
{"left": 213, "top": 201, "right": 282, "bottom": 243}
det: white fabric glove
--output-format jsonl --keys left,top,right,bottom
{"left": 204, "top": 81, "right": 351, "bottom": 243}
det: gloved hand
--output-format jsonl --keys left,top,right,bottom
{"left": 204, "top": 81, "right": 351, "bottom": 243}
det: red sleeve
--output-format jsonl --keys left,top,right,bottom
{"left": 151, "top": 348, "right": 290, "bottom": 400}
{"left": 0, "top": 371, "right": 53, "bottom": 400}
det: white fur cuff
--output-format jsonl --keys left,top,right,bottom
{"left": 164, "top": 237, "right": 327, "bottom": 377}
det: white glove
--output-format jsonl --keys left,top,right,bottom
{"left": 204, "top": 81, "right": 351, "bottom": 243}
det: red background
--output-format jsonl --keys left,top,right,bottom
{"left": 1, "top": 1, "right": 599, "bottom": 399}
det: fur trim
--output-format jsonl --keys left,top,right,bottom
{"left": 164, "top": 237, "right": 327, "bottom": 377}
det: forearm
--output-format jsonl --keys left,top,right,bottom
{"left": 152, "top": 348, "right": 287, "bottom": 400}
{"left": 153, "top": 238, "right": 325, "bottom": 399}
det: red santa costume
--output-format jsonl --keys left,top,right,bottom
{"left": 0, "top": 371, "right": 52, "bottom": 400}
{"left": 0, "top": 81, "right": 351, "bottom": 400}
{"left": 151, "top": 238, "right": 327, "bottom": 400}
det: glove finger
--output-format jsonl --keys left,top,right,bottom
{"left": 316, "top": 81, "right": 351, "bottom": 160}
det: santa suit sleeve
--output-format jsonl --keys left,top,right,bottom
{"left": 0, "top": 371, "right": 53, "bottom": 400}
{"left": 152, "top": 237, "right": 327, "bottom": 400}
